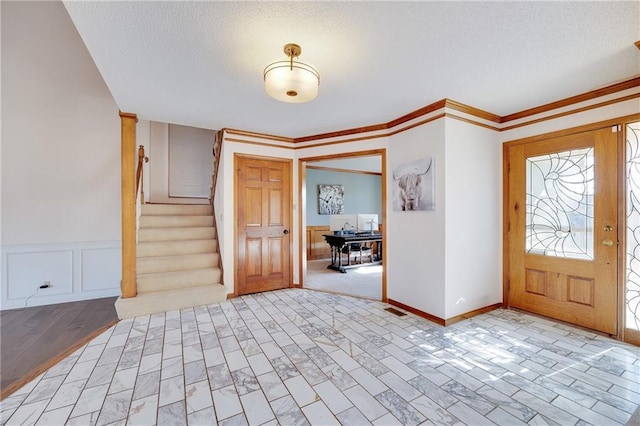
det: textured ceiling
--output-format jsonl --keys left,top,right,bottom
{"left": 63, "top": 1, "right": 640, "bottom": 138}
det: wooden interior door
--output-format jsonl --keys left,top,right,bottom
{"left": 506, "top": 126, "right": 619, "bottom": 334}
{"left": 236, "top": 155, "right": 292, "bottom": 295}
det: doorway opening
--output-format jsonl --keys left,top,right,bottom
{"left": 299, "top": 149, "right": 387, "bottom": 301}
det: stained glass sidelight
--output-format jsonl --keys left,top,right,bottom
{"left": 626, "top": 123, "right": 640, "bottom": 332}
{"left": 525, "top": 148, "right": 594, "bottom": 259}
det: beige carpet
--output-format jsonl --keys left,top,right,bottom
{"left": 304, "top": 259, "right": 382, "bottom": 300}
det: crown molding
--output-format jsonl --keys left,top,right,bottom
{"left": 294, "top": 99, "right": 448, "bottom": 143}
{"left": 223, "top": 128, "right": 294, "bottom": 143}
{"left": 443, "top": 99, "right": 501, "bottom": 123}
{"left": 294, "top": 123, "right": 388, "bottom": 144}
{"left": 501, "top": 92, "right": 640, "bottom": 132}
{"left": 501, "top": 75, "right": 640, "bottom": 123}
{"left": 445, "top": 113, "right": 500, "bottom": 132}
{"left": 385, "top": 99, "right": 448, "bottom": 129}
{"left": 220, "top": 76, "right": 640, "bottom": 145}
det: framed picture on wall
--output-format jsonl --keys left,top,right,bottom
{"left": 392, "top": 157, "right": 435, "bottom": 211}
{"left": 318, "top": 184, "right": 344, "bottom": 214}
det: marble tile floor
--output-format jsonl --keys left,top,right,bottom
{"left": 2, "top": 288, "right": 640, "bottom": 426}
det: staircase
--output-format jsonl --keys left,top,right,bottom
{"left": 115, "top": 204, "right": 227, "bottom": 318}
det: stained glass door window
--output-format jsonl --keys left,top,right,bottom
{"left": 626, "top": 122, "right": 640, "bottom": 332}
{"left": 526, "top": 148, "right": 594, "bottom": 260}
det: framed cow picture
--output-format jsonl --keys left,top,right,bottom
{"left": 392, "top": 157, "right": 434, "bottom": 211}
{"left": 318, "top": 184, "right": 344, "bottom": 214}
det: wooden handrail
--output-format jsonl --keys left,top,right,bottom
{"left": 135, "top": 145, "right": 149, "bottom": 202}
{"left": 210, "top": 130, "right": 224, "bottom": 284}
{"left": 211, "top": 130, "right": 223, "bottom": 202}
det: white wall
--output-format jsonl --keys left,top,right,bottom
{"left": 386, "top": 120, "right": 448, "bottom": 318}
{"left": 148, "top": 122, "right": 211, "bottom": 205}
{"left": 168, "top": 124, "right": 214, "bottom": 198}
{"left": 1, "top": 1, "right": 121, "bottom": 309}
{"left": 444, "top": 118, "right": 502, "bottom": 318}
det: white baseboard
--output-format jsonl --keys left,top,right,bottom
{"left": 1, "top": 241, "right": 121, "bottom": 311}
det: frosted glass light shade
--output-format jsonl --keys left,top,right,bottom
{"left": 264, "top": 60, "right": 319, "bottom": 103}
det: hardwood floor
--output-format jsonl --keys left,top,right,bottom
{"left": 0, "top": 297, "right": 119, "bottom": 400}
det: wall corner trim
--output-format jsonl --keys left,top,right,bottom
{"left": 388, "top": 299, "right": 446, "bottom": 326}
{"left": 388, "top": 299, "right": 502, "bottom": 327}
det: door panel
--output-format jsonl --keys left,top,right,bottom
{"left": 268, "top": 238, "right": 284, "bottom": 274}
{"left": 246, "top": 188, "right": 263, "bottom": 225}
{"left": 269, "top": 189, "right": 283, "bottom": 225}
{"left": 236, "top": 155, "right": 291, "bottom": 295}
{"left": 507, "top": 127, "right": 618, "bottom": 334}
{"left": 246, "top": 238, "right": 262, "bottom": 277}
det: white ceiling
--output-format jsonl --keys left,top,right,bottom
{"left": 63, "top": 1, "right": 640, "bottom": 138}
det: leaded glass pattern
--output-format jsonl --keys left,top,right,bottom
{"left": 526, "top": 148, "right": 594, "bottom": 259}
{"left": 626, "top": 123, "right": 640, "bottom": 332}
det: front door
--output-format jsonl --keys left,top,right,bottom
{"left": 236, "top": 155, "right": 292, "bottom": 295}
{"left": 506, "top": 126, "right": 619, "bottom": 334}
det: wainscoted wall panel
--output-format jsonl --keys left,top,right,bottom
{"left": 306, "top": 226, "right": 331, "bottom": 260}
{"left": 1, "top": 241, "right": 121, "bottom": 310}
{"left": 81, "top": 247, "right": 121, "bottom": 292}
{"left": 6, "top": 250, "right": 73, "bottom": 300}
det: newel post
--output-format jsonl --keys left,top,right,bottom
{"left": 120, "top": 111, "right": 138, "bottom": 298}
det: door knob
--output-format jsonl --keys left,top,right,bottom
{"left": 602, "top": 239, "right": 614, "bottom": 247}
{"left": 283, "top": 229, "right": 289, "bottom": 235}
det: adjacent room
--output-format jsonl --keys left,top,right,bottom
{"left": 2, "top": 1, "right": 640, "bottom": 425}
{"left": 303, "top": 155, "right": 383, "bottom": 300}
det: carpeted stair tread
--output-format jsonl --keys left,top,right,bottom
{"left": 140, "top": 215, "right": 213, "bottom": 228}
{"left": 137, "top": 239, "right": 216, "bottom": 257}
{"left": 137, "top": 252, "right": 219, "bottom": 274}
{"left": 141, "top": 204, "right": 211, "bottom": 216}
{"left": 137, "top": 267, "right": 222, "bottom": 293}
{"left": 138, "top": 226, "right": 216, "bottom": 242}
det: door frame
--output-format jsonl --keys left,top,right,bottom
{"left": 234, "top": 153, "right": 294, "bottom": 296}
{"left": 503, "top": 114, "right": 640, "bottom": 340}
{"left": 298, "top": 149, "right": 388, "bottom": 302}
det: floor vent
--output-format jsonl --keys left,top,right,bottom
{"left": 384, "top": 307, "right": 407, "bottom": 317}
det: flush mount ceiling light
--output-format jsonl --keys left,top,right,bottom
{"left": 264, "top": 43, "right": 320, "bottom": 103}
